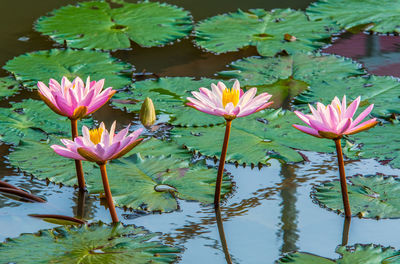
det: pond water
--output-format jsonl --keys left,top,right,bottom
{"left": 1, "top": 0, "right": 400, "bottom": 263}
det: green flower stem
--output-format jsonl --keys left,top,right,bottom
{"left": 215, "top": 207, "right": 233, "bottom": 264}
{"left": 99, "top": 163, "right": 119, "bottom": 223}
{"left": 70, "top": 119, "right": 86, "bottom": 191}
{"left": 334, "top": 138, "right": 352, "bottom": 218}
{"left": 215, "top": 119, "right": 232, "bottom": 208}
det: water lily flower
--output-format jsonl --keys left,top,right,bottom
{"left": 37, "top": 76, "right": 116, "bottom": 120}
{"left": 293, "top": 96, "right": 378, "bottom": 218}
{"left": 37, "top": 76, "right": 116, "bottom": 191}
{"left": 187, "top": 80, "right": 273, "bottom": 208}
{"left": 52, "top": 121, "right": 143, "bottom": 223}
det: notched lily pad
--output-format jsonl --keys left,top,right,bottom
{"left": 4, "top": 48, "right": 132, "bottom": 89}
{"left": 172, "top": 109, "right": 334, "bottom": 166}
{"left": 35, "top": 1, "right": 193, "bottom": 50}
{"left": 195, "top": 8, "right": 339, "bottom": 56}
{"left": 312, "top": 175, "right": 400, "bottom": 219}
{"left": 0, "top": 222, "right": 181, "bottom": 263}
{"left": 307, "top": 0, "right": 400, "bottom": 33}
{"left": 278, "top": 244, "right": 400, "bottom": 264}
{"left": 0, "top": 76, "right": 21, "bottom": 99}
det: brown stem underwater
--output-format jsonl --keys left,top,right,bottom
{"left": 214, "top": 119, "right": 232, "bottom": 208}
{"left": 334, "top": 138, "right": 352, "bottom": 218}
{"left": 99, "top": 163, "right": 119, "bottom": 223}
{"left": 70, "top": 119, "right": 86, "bottom": 191}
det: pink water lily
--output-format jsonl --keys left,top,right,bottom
{"left": 293, "top": 96, "right": 378, "bottom": 139}
{"left": 187, "top": 80, "right": 273, "bottom": 120}
{"left": 52, "top": 121, "right": 143, "bottom": 165}
{"left": 37, "top": 76, "right": 116, "bottom": 120}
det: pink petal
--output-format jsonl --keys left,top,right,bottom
{"left": 51, "top": 145, "right": 84, "bottom": 160}
{"left": 344, "top": 96, "right": 360, "bottom": 119}
{"left": 292, "top": 124, "right": 321, "bottom": 138}
{"left": 351, "top": 104, "right": 374, "bottom": 128}
{"left": 294, "top": 111, "right": 311, "bottom": 126}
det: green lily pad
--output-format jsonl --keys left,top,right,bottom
{"left": 345, "top": 123, "right": 400, "bottom": 169}
{"left": 295, "top": 75, "right": 400, "bottom": 118}
{"left": 278, "top": 244, "right": 400, "bottom": 264}
{"left": 4, "top": 49, "right": 132, "bottom": 89}
{"left": 195, "top": 8, "right": 339, "bottom": 56}
{"left": 0, "top": 77, "right": 20, "bottom": 99}
{"left": 112, "top": 77, "right": 234, "bottom": 127}
{"left": 0, "top": 222, "right": 181, "bottom": 263}
{"left": 35, "top": 1, "right": 192, "bottom": 50}
{"left": 312, "top": 175, "right": 400, "bottom": 219}
{"left": 8, "top": 137, "right": 232, "bottom": 212}
{"left": 0, "top": 99, "right": 93, "bottom": 145}
{"left": 307, "top": 0, "right": 400, "bottom": 33}
{"left": 172, "top": 109, "right": 334, "bottom": 165}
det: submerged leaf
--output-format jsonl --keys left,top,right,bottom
{"left": 35, "top": 1, "right": 192, "bottom": 50}
{"left": 0, "top": 222, "right": 181, "bottom": 263}
{"left": 195, "top": 8, "right": 339, "bottom": 56}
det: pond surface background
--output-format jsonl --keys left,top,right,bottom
{"left": 1, "top": 0, "right": 400, "bottom": 263}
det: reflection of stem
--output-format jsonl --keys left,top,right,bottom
{"left": 215, "top": 119, "right": 232, "bottom": 208}
{"left": 334, "top": 139, "right": 351, "bottom": 218}
{"left": 215, "top": 208, "right": 233, "bottom": 264}
{"left": 341, "top": 217, "right": 351, "bottom": 246}
{"left": 70, "top": 119, "right": 86, "bottom": 191}
{"left": 76, "top": 189, "right": 86, "bottom": 219}
{"left": 99, "top": 163, "right": 119, "bottom": 223}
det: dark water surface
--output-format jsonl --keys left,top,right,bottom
{"left": 1, "top": 1, "right": 400, "bottom": 263}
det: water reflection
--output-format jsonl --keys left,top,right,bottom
{"left": 215, "top": 207, "right": 233, "bottom": 264}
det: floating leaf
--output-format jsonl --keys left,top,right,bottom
{"left": 195, "top": 8, "right": 339, "bottom": 56}
{"left": 112, "top": 77, "right": 232, "bottom": 126}
{"left": 0, "top": 99, "right": 93, "bottom": 145}
{"left": 0, "top": 222, "right": 181, "bottom": 263}
{"left": 278, "top": 244, "right": 400, "bottom": 264}
{"left": 172, "top": 109, "right": 334, "bottom": 165}
{"left": 4, "top": 49, "right": 132, "bottom": 89}
{"left": 312, "top": 175, "right": 400, "bottom": 219}
{"left": 29, "top": 214, "right": 86, "bottom": 226}
{"left": 345, "top": 123, "right": 400, "bottom": 169}
{"left": 307, "top": 0, "right": 400, "bottom": 33}
{"left": 35, "top": 1, "right": 192, "bottom": 50}
{"left": 0, "top": 77, "right": 20, "bottom": 99}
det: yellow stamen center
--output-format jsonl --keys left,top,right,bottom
{"left": 89, "top": 128, "right": 103, "bottom": 145}
{"left": 222, "top": 88, "right": 240, "bottom": 108}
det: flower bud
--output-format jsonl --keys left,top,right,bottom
{"left": 139, "top": 97, "right": 156, "bottom": 128}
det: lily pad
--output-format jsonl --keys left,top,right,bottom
{"left": 312, "top": 175, "right": 400, "bottom": 219}
{"left": 172, "top": 109, "right": 334, "bottom": 165}
{"left": 4, "top": 49, "right": 132, "bottom": 89}
{"left": 0, "top": 77, "right": 20, "bottom": 99}
{"left": 195, "top": 8, "right": 339, "bottom": 56}
{"left": 35, "top": 1, "right": 192, "bottom": 50}
{"left": 307, "top": 0, "right": 400, "bottom": 33}
{"left": 112, "top": 77, "right": 233, "bottom": 127}
{"left": 278, "top": 244, "right": 400, "bottom": 264}
{"left": 345, "top": 123, "right": 400, "bottom": 169}
{"left": 0, "top": 222, "right": 181, "bottom": 263}
{"left": 0, "top": 99, "right": 93, "bottom": 145}
{"left": 8, "top": 137, "right": 232, "bottom": 212}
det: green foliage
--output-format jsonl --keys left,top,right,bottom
{"left": 195, "top": 8, "right": 339, "bottom": 56}
{"left": 0, "top": 222, "right": 181, "bottom": 263}
{"left": 307, "top": 0, "right": 400, "bottom": 33}
{"left": 4, "top": 49, "right": 132, "bottom": 89}
{"left": 172, "top": 109, "right": 334, "bottom": 165}
{"left": 0, "top": 77, "right": 20, "bottom": 99}
{"left": 313, "top": 175, "right": 400, "bottom": 219}
{"left": 35, "top": 1, "right": 192, "bottom": 50}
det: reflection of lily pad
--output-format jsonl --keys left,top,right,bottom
{"left": 9, "top": 137, "right": 232, "bottom": 212}
{"left": 172, "top": 109, "right": 334, "bottom": 165}
{"left": 278, "top": 244, "right": 400, "bottom": 264}
{"left": 112, "top": 77, "right": 232, "bottom": 127}
{"left": 307, "top": 0, "right": 400, "bottom": 33}
{"left": 35, "top": 1, "right": 192, "bottom": 50}
{"left": 195, "top": 8, "right": 339, "bottom": 56}
{"left": 312, "top": 175, "right": 400, "bottom": 219}
{"left": 0, "top": 99, "right": 92, "bottom": 145}
{"left": 0, "top": 222, "right": 181, "bottom": 263}
{"left": 4, "top": 49, "right": 132, "bottom": 89}
{"left": 0, "top": 77, "right": 20, "bottom": 99}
